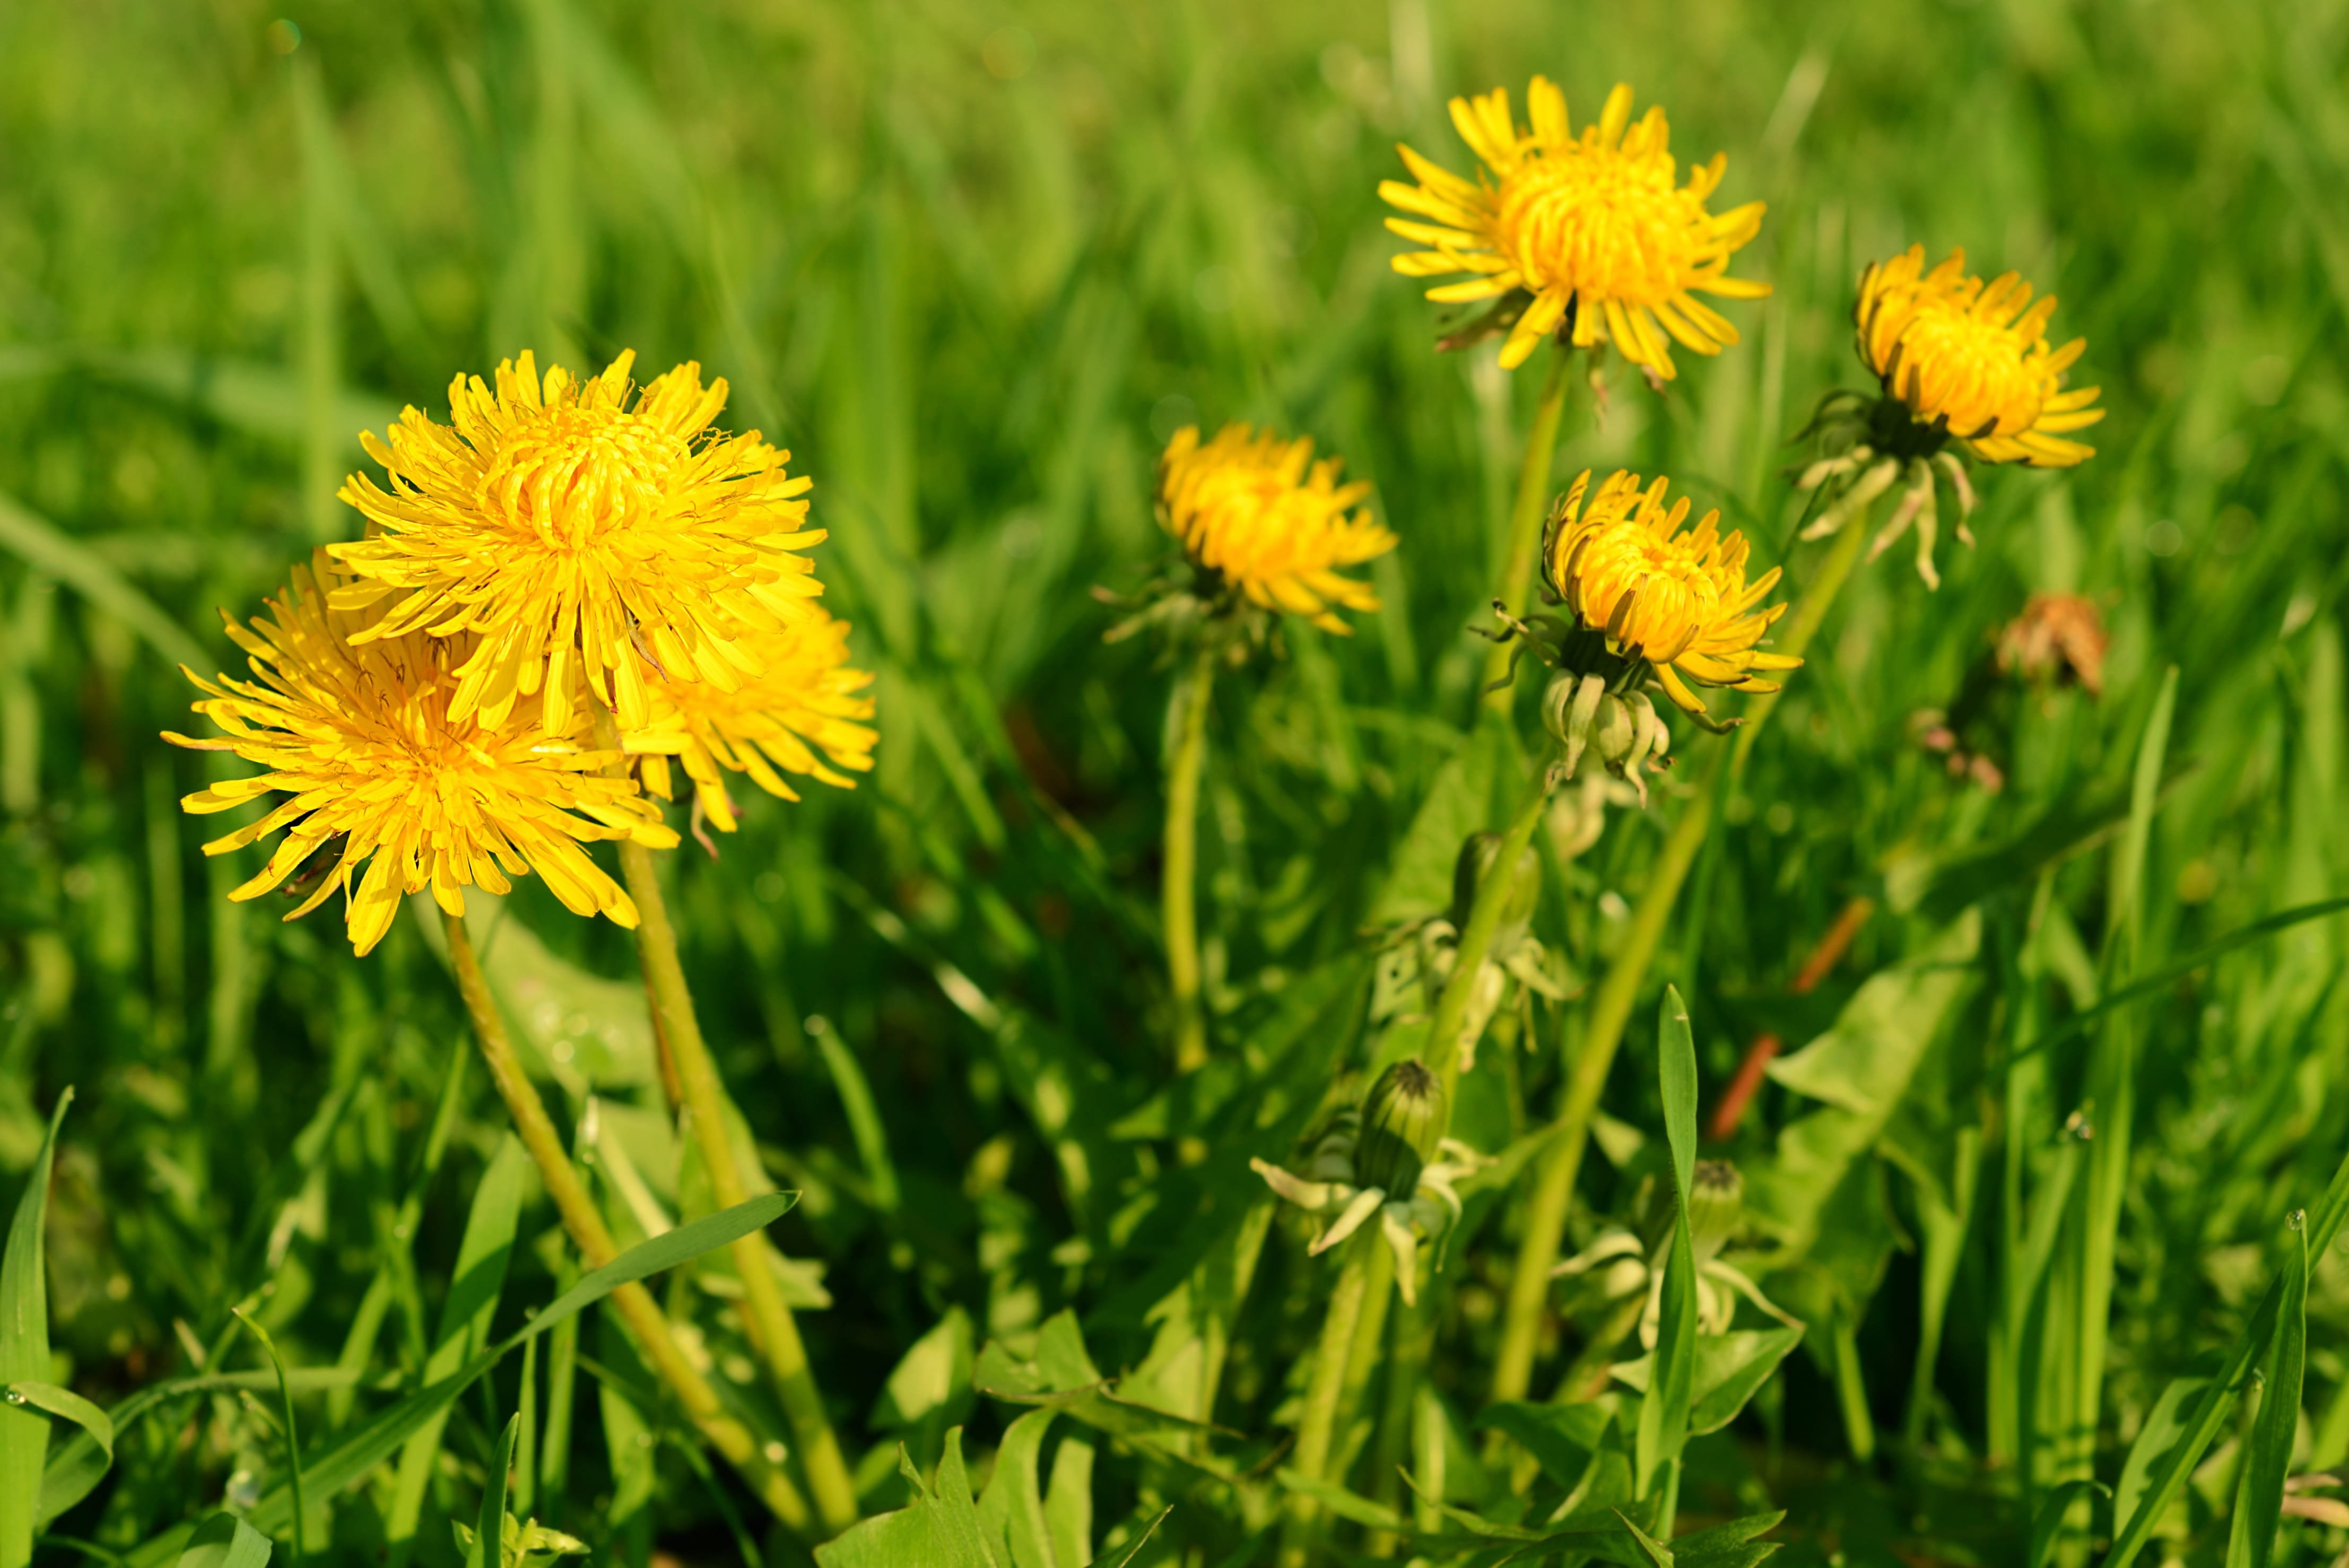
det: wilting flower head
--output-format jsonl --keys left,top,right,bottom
{"left": 331, "top": 350, "right": 826, "bottom": 736}
{"left": 1996, "top": 592, "right": 2109, "bottom": 697}
{"left": 1250, "top": 1058, "right": 1487, "bottom": 1305}
{"left": 165, "top": 554, "right": 676, "bottom": 956}
{"left": 1381, "top": 79, "right": 1767, "bottom": 378}
{"left": 1153, "top": 424, "right": 1396, "bottom": 634}
{"left": 1798, "top": 246, "right": 2103, "bottom": 587}
{"left": 624, "top": 608, "right": 878, "bottom": 833}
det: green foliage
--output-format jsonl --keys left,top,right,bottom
{"left": 3, "top": 0, "right": 2348, "bottom": 1564}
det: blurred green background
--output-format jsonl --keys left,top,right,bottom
{"left": 3, "top": 0, "right": 2348, "bottom": 1562}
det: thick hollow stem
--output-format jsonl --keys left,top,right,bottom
{"left": 1336, "top": 1232, "right": 1397, "bottom": 1446}
{"left": 615, "top": 839, "right": 861, "bottom": 1536}
{"left": 1480, "top": 349, "right": 1574, "bottom": 709}
{"left": 438, "top": 906, "right": 812, "bottom": 1534}
{"left": 1488, "top": 508, "right": 1875, "bottom": 1405}
{"left": 1281, "top": 1231, "right": 1378, "bottom": 1568}
{"left": 1429, "top": 769, "right": 1553, "bottom": 1111}
{"left": 1163, "top": 641, "right": 1217, "bottom": 1073}
{"left": 1489, "top": 771, "right": 1718, "bottom": 1404}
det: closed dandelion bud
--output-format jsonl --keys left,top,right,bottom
{"left": 1686, "top": 1160, "right": 1745, "bottom": 1260}
{"left": 1592, "top": 692, "right": 1638, "bottom": 770}
{"left": 1355, "top": 1058, "right": 1447, "bottom": 1198}
{"left": 1542, "top": 672, "right": 1609, "bottom": 777}
{"left": 1449, "top": 832, "right": 1542, "bottom": 935}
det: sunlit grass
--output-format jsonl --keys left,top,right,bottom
{"left": 0, "top": 0, "right": 2345, "bottom": 1564}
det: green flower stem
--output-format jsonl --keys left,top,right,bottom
{"left": 438, "top": 907, "right": 813, "bottom": 1534}
{"left": 1488, "top": 507, "right": 1875, "bottom": 1406}
{"left": 615, "top": 839, "right": 860, "bottom": 1536}
{"left": 1429, "top": 769, "right": 1554, "bottom": 1110}
{"left": 1480, "top": 349, "right": 1575, "bottom": 710}
{"left": 1280, "top": 1227, "right": 1379, "bottom": 1568}
{"left": 1336, "top": 1228, "right": 1397, "bottom": 1445}
{"left": 1164, "top": 640, "right": 1217, "bottom": 1073}
{"left": 1365, "top": 1291, "right": 1430, "bottom": 1558}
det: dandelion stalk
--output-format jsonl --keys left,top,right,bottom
{"left": 1479, "top": 350, "right": 1573, "bottom": 709}
{"left": 1279, "top": 1228, "right": 1379, "bottom": 1568}
{"left": 1429, "top": 771, "right": 1554, "bottom": 1106}
{"left": 438, "top": 907, "right": 815, "bottom": 1534}
{"left": 613, "top": 839, "right": 861, "bottom": 1535}
{"left": 1164, "top": 640, "right": 1216, "bottom": 1073}
{"left": 1488, "top": 505, "right": 1873, "bottom": 1405}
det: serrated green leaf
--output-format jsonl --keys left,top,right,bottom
{"left": 815, "top": 1428, "right": 999, "bottom": 1568}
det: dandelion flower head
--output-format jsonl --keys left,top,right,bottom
{"left": 166, "top": 553, "right": 678, "bottom": 956}
{"left": 1858, "top": 245, "right": 2103, "bottom": 466}
{"left": 1157, "top": 424, "right": 1397, "bottom": 634}
{"left": 1543, "top": 469, "right": 1799, "bottom": 718}
{"left": 626, "top": 608, "right": 878, "bottom": 833}
{"left": 1381, "top": 79, "right": 1768, "bottom": 377}
{"left": 331, "top": 350, "right": 826, "bottom": 737}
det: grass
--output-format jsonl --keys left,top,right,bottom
{"left": 2, "top": 0, "right": 2347, "bottom": 1563}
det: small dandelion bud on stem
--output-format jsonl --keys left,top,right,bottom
{"left": 1355, "top": 1059, "right": 1447, "bottom": 1198}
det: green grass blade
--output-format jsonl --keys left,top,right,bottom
{"left": 471, "top": 1417, "right": 517, "bottom": 1568}
{"left": 2106, "top": 1133, "right": 2349, "bottom": 1568}
{"left": 231, "top": 1313, "right": 304, "bottom": 1568}
{"left": 123, "top": 1191, "right": 797, "bottom": 1567}
{"left": 1636, "top": 988, "right": 1699, "bottom": 1506}
{"left": 2230, "top": 1218, "right": 2307, "bottom": 1568}
{"left": 1, "top": 1089, "right": 71, "bottom": 1568}
{"left": 2029, "top": 1480, "right": 2107, "bottom": 1568}
{"left": 173, "top": 1515, "right": 272, "bottom": 1568}
{"left": 388, "top": 1134, "right": 528, "bottom": 1561}
{"left": 14, "top": 1381, "right": 109, "bottom": 1528}
{"left": 504, "top": 1191, "right": 795, "bottom": 1355}
{"left": 0, "top": 494, "right": 205, "bottom": 673}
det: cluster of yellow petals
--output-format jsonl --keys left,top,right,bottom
{"left": 1543, "top": 469, "right": 1800, "bottom": 718}
{"left": 1157, "top": 424, "right": 1397, "bottom": 634}
{"left": 1382, "top": 80, "right": 1768, "bottom": 377}
{"left": 332, "top": 350, "right": 825, "bottom": 736}
{"left": 166, "top": 553, "right": 676, "bottom": 956}
{"left": 1858, "top": 245, "right": 2104, "bottom": 466}
{"left": 626, "top": 608, "right": 878, "bottom": 833}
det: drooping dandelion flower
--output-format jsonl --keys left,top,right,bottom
{"left": 331, "top": 350, "right": 826, "bottom": 735}
{"left": 1489, "top": 471, "right": 1797, "bottom": 798}
{"left": 1154, "top": 423, "right": 1397, "bottom": 634}
{"left": 1381, "top": 79, "right": 1768, "bottom": 378}
{"left": 1799, "top": 246, "right": 2104, "bottom": 585}
{"left": 165, "top": 554, "right": 677, "bottom": 956}
{"left": 625, "top": 608, "right": 877, "bottom": 833}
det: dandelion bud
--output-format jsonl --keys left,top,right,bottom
{"left": 1354, "top": 1058, "right": 1447, "bottom": 1198}
{"left": 1591, "top": 692, "right": 1638, "bottom": 770}
{"left": 1686, "top": 1160, "right": 1745, "bottom": 1260}
{"left": 1542, "top": 671, "right": 1609, "bottom": 777}
{"left": 1449, "top": 832, "right": 1542, "bottom": 936}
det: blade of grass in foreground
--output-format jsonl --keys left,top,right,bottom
{"left": 121, "top": 1193, "right": 794, "bottom": 1567}
{"left": 2106, "top": 1153, "right": 2348, "bottom": 1568}
{"left": 1, "top": 1090, "right": 71, "bottom": 1568}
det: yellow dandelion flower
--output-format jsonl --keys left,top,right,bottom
{"left": 1381, "top": 79, "right": 1768, "bottom": 378}
{"left": 624, "top": 609, "right": 877, "bottom": 833}
{"left": 1542, "top": 469, "right": 1799, "bottom": 719}
{"left": 164, "top": 553, "right": 678, "bottom": 957}
{"left": 1156, "top": 424, "right": 1397, "bottom": 635}
{"left": 330, "top": 349, "right": 826, "bottom": 738}
{"left": 1857, "top": 244, "right": 2104, "bottom": 466}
